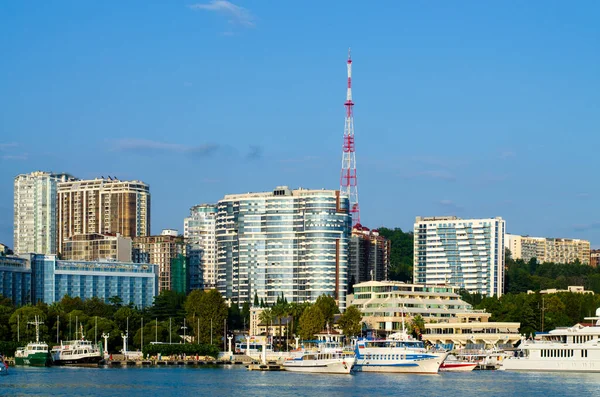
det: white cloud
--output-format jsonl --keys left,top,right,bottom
{"left": 189, "top": 1, "right": 255, "bottom": 28}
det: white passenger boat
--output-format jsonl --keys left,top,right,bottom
{"left": 501, "top": 308, "right": 600, "bottom": 373}
{"left": 283, "top": 350, "right": 356, "bottom": 374}
{"left": 353, "top": 330, "right": 447, "bottom": 374}
{"left": 51, "top": 326, "right": 102, "bottom": 366}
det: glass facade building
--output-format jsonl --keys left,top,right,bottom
{"left": 31, "top": 255, "right": 157, "bottom": 308}
{"left": 184, "top": 204, "right": 218, "bottom": 289}
{"left": 0, "top": 255, "right": 32, "bottom": 306}
{"left": 413, "top": 216, "right": 505, "bottom": 297}
{"left": 216, "top": 186, "right": 351, "bottom": 309}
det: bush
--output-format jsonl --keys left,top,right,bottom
{"left": 142, "top": 343, "right": 220, "bottom": 359}
{"left": 0, "top": 341, "right": 21, "bottom": 357}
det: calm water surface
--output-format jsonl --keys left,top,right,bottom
{"left": 2, "top": 365, "right": 599, "bottom": 396}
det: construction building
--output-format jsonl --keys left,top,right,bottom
{"left": 61, "top": 233, "right": 132, "bottom": 262}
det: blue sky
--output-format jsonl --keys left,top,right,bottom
{"left": 1, "top": 1, "right": 599, "bottom": 247}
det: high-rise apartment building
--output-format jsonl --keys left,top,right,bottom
{"left": 62, "top": 233, "right": 132, "bottom": 262}
{"left": 216, "top": 186, "right": 351, "bottom": 309}
{"left": 413, "top": 216, "right": 505, "bottom": 297}
{"left": 133, "top": 231, "right": 185, "bottom": 293}
{"left": 505, "top": 234, "right": 590, "bottom": 265}
{"left": 57, "top": 178, "right": 150, "bottom": 251}
{"left": 14, "top": 171, "right": 76, "bottom": 255}
{"left": 184, "top": 204, "right": 218, "bottom": 288}
{"left": 349, "top": 225, "right": 391, "bottom": 284}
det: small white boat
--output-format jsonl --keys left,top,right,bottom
{"left": 440, "top": 354, "right": 477, "bottom": 372}
{"left": 283, "top": 351, "right": 356, "bottom": 374}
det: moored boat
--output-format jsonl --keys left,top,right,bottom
{"left": 501, "top": 308, "right": 600, "bottom": 373}
{"left": 354, "top": 338, "right": 447, "bottom": 374}
{"left": 283, "top": 350, "right": 356, "bottom": 374}
{"left": 14, "top": 317, "right": 52, "bottom": 367}
{"left": 51, "top": 325, "right": 103, "bottom": 366}
{"left": 440, "top": 354, "right": 477, "bottom": 372}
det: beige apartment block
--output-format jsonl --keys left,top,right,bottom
{"left": 57, "top": 178, "right": 150, "bottom": 250}
{"left": 506, "top": 234, "right": 590, "bottom": 265}
{"left": 61, "top": 233, "right": 132, "bottom": 262}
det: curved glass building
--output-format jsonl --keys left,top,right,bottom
{"left": 216, "top": 186, "right": 351, "bottom": 309}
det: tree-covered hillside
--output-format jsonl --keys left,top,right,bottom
{"left": 377, "top": 227, "right": 414, "bottom": 282}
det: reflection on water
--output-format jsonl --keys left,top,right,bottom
{"left": 3, "top": 366, "right": 600, "bottom": 396}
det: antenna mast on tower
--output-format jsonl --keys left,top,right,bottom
{"left": 340, "top": 48, "right": 360, "bottom": 225}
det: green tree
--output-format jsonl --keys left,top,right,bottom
{"left": 185, "top": 289, "right": 228, "bottom": 346}
{"left": 338, "top": 305, "right": 362, "bottom": 338}
{"left": 0, "top": 300, "right": 15, "bottom": 341}
{"left": 253, "top": 292, "right": 259, "bottom": 307}
{"left": 272, "top": 302, "right": 289, "bottom": 350}
{"left": 378, "top": 227, "right": 414, "bottom": 281}
{"left": 410, "top": 314, "right": 425, "bottom": 339}
{"left": 114, "top": 306, "right": 141, "bottom": 335}
{"left": 83, "top": 297, "right": 113, "bottom": 318}
{"left": 241, "top": 301, "right": 251, "bottom": 331}
{"left": 9, "top": 306, "right": 48, "bottom": 342}
{"left": 59, "top": 295, "right": 84, "bottom": 314}
{"left": 150, "top": 290, "right": 186, "bottom": 321}
{"left": 298, "top": 305, "right": 325, "bottom": 340}
{"left": 314, "top": 295, "right": 339, "bottom": 327}
{"left": 133, "top": 319, "right": 180, "bottom": 348}
{"left": 259, "top": 308, "right": 273, "bottom": 342}
{"left": 228, "top": 303, "right": 242, "bottom": 330}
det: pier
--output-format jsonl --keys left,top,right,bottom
{"left": 100, "top": 354, "right": 254, "bottom": 368}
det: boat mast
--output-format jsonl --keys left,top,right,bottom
{"left": 27, "top": 316, "right": 43, "bottom": 344}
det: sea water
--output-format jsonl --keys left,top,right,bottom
{"left": 1, "top": 365, "right": 599, "bottom": 396}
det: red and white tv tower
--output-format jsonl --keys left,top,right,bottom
{"left": 340, "top": 48, "right": 360, "bottom": 226}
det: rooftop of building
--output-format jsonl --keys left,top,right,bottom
{"left": 506, "top": 233, "right": 590, "bottom": 243}
{"left": 14, "top": 171, "right": 76, "bottom": 179}
{"left": 415, "top": 216, "right": 503, "bottom": 223}
{"left": 57, "top": 177, "right": 149, "bottom": 189}
{"left": 221, "top": 186, "right": 345, "bottom": 200}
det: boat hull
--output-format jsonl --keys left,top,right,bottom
{"left": 501, "top": 358, "right": 600, "bottom": 373}
{"left": 440, "top": 363, "right": 477, "bottom": 372}
{"left": 14, "top": 353, "right": 52, "bottom": 367}
{"left": 354, "top": 352, "right": 447, "bottom": 374}
{"left": 52, "top": 355, "right": 103, "bottom": 366}
{"left": 354, "top": 358, "right": 443, "bottom": 374}
{"left": 283, "top": 359, "right": 354, "bottom": 374}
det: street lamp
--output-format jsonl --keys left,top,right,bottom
{"left": 181, "top": 318, "right": 188, "bottom": 344}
